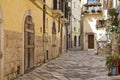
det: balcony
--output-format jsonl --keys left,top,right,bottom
{"left": 83, "top": 2, "right": 102, "bottom": 7}
{"left": 52, "top": 10, "right": 64, "bottom": 18}
{"left": 83, "top": 2, "right": 102, "bottom": 14}
{"left": 63, "top": 0, "right": 72, "bottom": 2}
{"left": 60, "top": 18, "right": 68, "bottom": 24}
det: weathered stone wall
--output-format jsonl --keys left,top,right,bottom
{"left": 34, "top": 36, "right": 44, "bottom": 67}
{"left": 44, "top": 35, "right": 52, "bottom": 62}
{"left": 4, "top": 30, "right": 22, "bottom": 80}
{"left": 98, "top": 43, "right": 111, "bottom": 54}
{"left": 62, "top": 36, "right": 66, "bottom": 54}
{"left": 0, "top": 0, "right": 67, "bottom": 79}
{"left": 56, "top": 37, "right": 60, "bottom": 57}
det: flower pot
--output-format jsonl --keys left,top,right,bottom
{"left": 111, "top": 67, "right": 116, "bottom": 75}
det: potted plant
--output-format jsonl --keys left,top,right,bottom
{"left": 106, "top": 55, "right": 119, "bottom": 76}
{"left": 117, "top": 55, "right": 120, "bottom": 74}
{"left": 106, "top": 55, "right": 113, "bottom": 76}
{"left": 92, "top": 9, "right": 95, "bottom": 13}
{"left": 111, "top": 64, "right": 116, "bottom": 75}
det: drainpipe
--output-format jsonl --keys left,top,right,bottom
{"left": 60, "top": 24, "right": 63, "bottom": 54}
{"left": 43, "top": 0, "right": 46, "bottom": 63}
{"left": 70, "top": 1, "right": 72, "bottom": 48}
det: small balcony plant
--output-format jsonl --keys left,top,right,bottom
{"left": 91, "top": 9, "right": 95, "bottom": 13}
{"left": 97, "top": 10, "right": 102, "bottom": 13}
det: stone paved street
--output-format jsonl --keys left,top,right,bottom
{"left": 17, "top": 50, "right": 120, "bottom": 80}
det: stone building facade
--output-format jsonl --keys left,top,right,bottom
{"left": 80, "top": 0, "right": 107, "bottom": 51}
{"left": 80, "top": 0, "right": 119, "bottom": 52}
{"left": 0, "top": 0, "right": 68, "bottom": 80}
{"left": 68, "top": 0, "right": 81, "bottom": 48}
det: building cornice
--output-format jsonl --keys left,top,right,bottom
{"left": 34, "top": 0, "right": 45, "bottom": 6}
{"left": 52, "top": 10, "right": 64, "bottom": 18}
{"left": 60, "top": 18, "right": 68, "bottom": 24}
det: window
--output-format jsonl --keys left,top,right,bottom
{"left": 74, "top": 27, "right": 76, "bottom": 31}
{"left": 46, "top": 18, "right": 48, "bottom": 28}
{"left": 52, "top": 21, "right": 56, "bottom": 34}
{"left": 74, "top": 2, "right": 75, "bottom": 8}
{"left": 53, "top": 0, "right": 57, "bottom": 9}
{"left": 103, "top": 0, "right": 107, "bottom": 9}
{"left": 87, "top": 0, "right": 100, "bottom": 12}
{"left": 87, "top": 0, "right": 99, "bottom": 3}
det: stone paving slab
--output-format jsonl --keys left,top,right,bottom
{"left": 16, "top": 50, "right": 120, "bottom": 80}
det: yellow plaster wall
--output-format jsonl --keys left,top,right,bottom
{"left": 46, "top": 0, "right": 53, "bottom": 9}
{"left": 46, "top": 14, "right": 52, "bottom": 37}
{"left": 0, "top": 0, "right": 43, "bottom": 36}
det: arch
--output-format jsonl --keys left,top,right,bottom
{"left": 0, "top": 6, "right": 4, "bottom": 80}
{"left": 78, "top": 36, "right": 80, "bottom": 46}
{"left": 22, "top": 10, "right": 35, "bottom": 74}
{"left": 24, "top": 15, "right": 35, "bottom": 73}
{"left": 74, "top": 35, "right": 77, "bottom": 46}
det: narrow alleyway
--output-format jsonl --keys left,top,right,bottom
{"left": 17, "top": 50, "right": 120, "bottom": 80}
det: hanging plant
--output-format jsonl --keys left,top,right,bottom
{"left": 96, "top": 20, "right": 107, "bottom": 28}
{"left": 105, "top": 8, "right": 120, "bottom": 33}
{"left": 110, "top": 25, "right": 120, "bottom": 33}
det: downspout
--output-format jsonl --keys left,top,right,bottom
{"left": 43, "top": 0, "right": 46, "bottom": 63}
{"left": 60, "top": 24, "right": 63, "bottom": 54}
{"left": 70, "top": 1, "right": 72, "bottom": 48}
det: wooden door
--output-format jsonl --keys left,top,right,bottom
{"left": 88, "top": 35, "right": 94, "bottom": 49}
{"left": 24, "top": 16, "right": 35, "bottom": 73}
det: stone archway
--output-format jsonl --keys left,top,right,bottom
{"left": 24, "top": 15, "right": 35, "bottom": 73}
{"left": 74, "top": 36, "right": 77, "bottom": 47}
{"left": 0, "top": 6, "right": 4, "bottom": 80}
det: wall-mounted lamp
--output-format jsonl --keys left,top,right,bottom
{"left": 81, "top": 12, "right": 84, "bottom": 16}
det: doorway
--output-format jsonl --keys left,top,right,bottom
{"left": 24, "top": 15, "right": 35, "bottom": 73}
{"left": 74, "top": 36, "right": 77, "bottom": 46}
{"left": 88, "top": 34, "right": 94, "bottom": 49}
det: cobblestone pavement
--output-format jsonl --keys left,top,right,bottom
{"left": 17, "top": 50, "right": 120, "bottom": 80}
